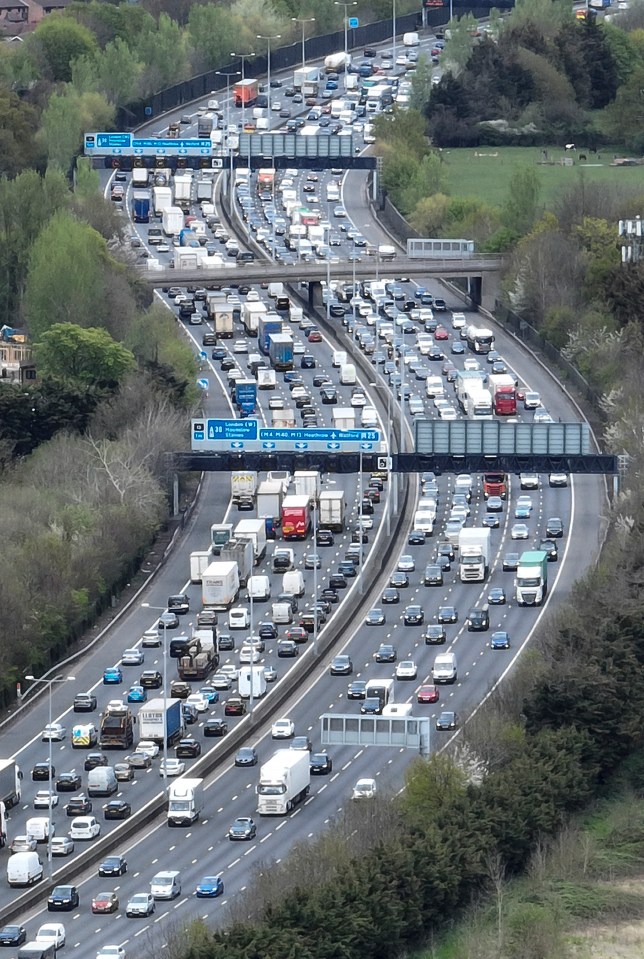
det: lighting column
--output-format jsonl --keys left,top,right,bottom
{"left": 292, "top": 17, "right": 316, "bottom": 69}
{"left": 231, "top": 52, "right": 256, "bottom": 139}
{"left": 334, "top": 1, "right": 358, "bottom": 92}
{"left": 141, "top": 604, "right": 170, "bottom": 780}
{"left": 257, "top": 34, "right": 281, "bottom": 117}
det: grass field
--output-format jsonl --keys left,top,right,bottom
{"left": 441, "top": 145, "right": 644, "bottom": 209}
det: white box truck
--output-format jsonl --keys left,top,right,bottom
{"left": 319, "top": 490, "right": 346, "bottom": 532}
{"left": 238, "top": 665, "right": 267, "bottom": 699}
{"left": 201, "top": 560, "right": 240, "bottom": 608}
{"left": 458, "top": 528, "right": 491, "bottom": 583}
{"left": 0, "top": 759, "right": 22, "bottom": 810}
{"left": 167, "top": 777, "right": 203, "bottom": 826}
{"left": 256, "top": 480, "right": 283, "bottom": 523}
{"left": 189, "top": 550, "right": 212, "bottom": 584}
{"left": 256, "top": 750, "right": 310, "bottom": 815}
{"left": 231, "top": 470, "right": 258, "bottom": 505}
{"left": 332, "top": 407, "right": 355, "bottom": 430}
{"left": 162, "top": 205, "right": 184, "bottom": 236}
{"left": 218, "top": 539, "right": 253, "bottom": 588}
{"left": 294, "top": 471, "right": 320, "bottom": 503}
{"left": 234, "top": 518, "right": 267, "bottom": 564}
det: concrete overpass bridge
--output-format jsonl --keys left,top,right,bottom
{"left": 139, "top": 254, "right": 504, "bottom": 305}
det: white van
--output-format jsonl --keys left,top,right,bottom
{"left": 7, "top": 851, "right": 43, "bottom": 887}
{"left": 272, "top": 601, "right": 293, "bottom": 624}
{"left": 238, "top": 665, "right": 267, "bottom": 699}
{"left": 340, "top": 363, "right": 357, "bottom": 385}
{"left": 403, "top": 31, "right": 420, "bottom": 46}
{"left": 326, "top": 184, "right": 340, "bottom": 203}
{"left": 150, "top": 870, "right": 182, "bottom": 900}
{"left": 25, "top": 818, "right": 51, "bottom": 843}
{"left": 87, "top": 767, "right": 118, "bottom": 797}
{"left": 361, "top": 408, "right": 377, "bottom": 428}
{"left": 332, "top": 350, "right": 347, "bottom": 368}
{"left": 246, "top": 575, "right": 271, "bottom": 601}
{"left": 426, "top": 376, "right": 444, "bottom": 398}
{"left": 413, "top": 511, "right": 434, "bottom": 535}
{"left": 432, "top": 652, "right": 458, "bottom": 684}
{"left": 268, "top": 282, "right": 285, "bottom": 299}
{"left": 382, "top": 703, "right": 413, "bottom": 716}
{"left": 282, "top": 570, "right": 305, "bottom": 597}
{"left": 452, "top": 312, "right": 467, "bottom": 330}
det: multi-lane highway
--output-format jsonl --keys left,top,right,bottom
{"left": 0, "top": 30, "right": 606, "bottom": 959}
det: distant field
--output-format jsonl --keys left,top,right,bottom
{"left": 441, "top": 145, "right": 644, "bottom": 209}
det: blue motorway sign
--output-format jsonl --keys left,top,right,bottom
{"left": 348, "top": 16, "right": 359, "bottom": 27}
{"left": 84, "top": 133, "right": 218, "bottom": 159}
{"left": 259, "top": 428, "right": 379, "bottom": 444}
{"left": 191, "top": 419, "right": 381, "bottom": 452}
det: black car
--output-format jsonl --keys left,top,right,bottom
{"left": 98, "top": 854, "right": 127, "bottom": 877}
{"left": 375, "top": 643, "right": 397, "bottom": 663}
{"left": 140, "top": 670, "right": 163, "bottom": 689}
{"left": 437, "top": 606, "right": 458, "bottom": 624}
{"left": 66, "top": 795, "right": 92, "bottom": 816}
{"left": 425, "top": 624, "right": 447, "bottom": 645}
{"left": 48, "top": 885, "right": 79, "bottom": 911}
{"left": 436, "top": 710, "right": 458, "bottom": 731}
{"left": 32, "top": 761, "right": 54, "bottom": 781}
{"left": 176, "top": 738, "right": 201, "bottom": 758}
{"left": 300, "top": 354, "right": 316, "bottom": 369}
{"left": 467, "top": 606, "right": 490, "bottom": 631}
{"left": 310, "top": 752, "right": 333, "bottom": 775}
{"left": 361, "top": 697, "right": 382, "bottom": 715}
{"left": 317, "top": 529, "right": 335, "bottom": 546}
{"left": 502, "top": 552, "right": 520, "bottom": 571}
{"left": 437, "top": 542, "right": 455, "bottom": 561}
{"left": 403, "top": 605, "right": 424, "bottom": 625}
{"left": 103, "top": 799, "right": 132, "bottom": 820}
{"left": 0, "top": 925, "right": 26, "bottom": 946}
{"left": 539, "top": 538, "right": 558, "bottom": 561}
{"left": 545, "top": 517, "right": 564, "bottom": 538}
{"left": 347, "top": 680, "right": 367, "bottom": 700}
{"left": 389, "top": 571, "right": 409, "bottom": 588}
{"left": 424, "top": 565, "right": 443, "bottom": 586}
{"left": 204, "top": 718, "right": 229, "bottom": 737}
{"left": 330, "top": 655, "right": 353, "bottom": 675}
{"left": 258, "top": 622, "right": 278, "bottom": 639}
{"left": 170, "top": 680, "right": 192, "bottom": 699}
{"left": 329, "top": 573, "right": 347, "bottom": 590}
{"left": 321, "top": 587, "right": 339, "bottom": 603}
{"left": 56, "top": 772, "right": 82, "bottom": 792}
{"left": 235, "top": 747, "right": 258, "bottom": 767}
{"left": 218, "top": 633, "right": 235, "bottom": 651}
{"left": 382, "top": 587, "right": 400, "bottom": 604}
{"left": 84, "top": 752, "right": 107, "bottom": 771}
{"left": 408, "top": 530, "right": 426, "bottom": 546}
{"left": 73, "top": 692, "right": 97, "bottom": 712}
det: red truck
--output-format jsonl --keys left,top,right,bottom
{"left": 483, "top": 473, "right": 508, "bottom": 499}
{"left": 494, "top": 385, "right": 517, "bottom": 415}
{"left": 234, "top": 79, "right": 259, "bottom": 107}
{"left": 281, "top": 495, "right": 311, "bottom": 540}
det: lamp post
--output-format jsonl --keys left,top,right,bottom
{"left": 24, "top": 673, "right": 75, "bottom": 880}
{"left": 334, "top": 1, "right": 357, "bottom": 92}
{"left": 313, "top": 500, "right": 319, "bottom": 656}
{"left": 231, "top": 52, "right": 256, "bottom": 136}
{"left": 141, "top": 604, "right": 170, "bottom": 780}
{"left": 292, "top": 17, "right": 316, "bottom": 69}
{"left": 325, "top": 222, "right": 332, "bottom": 321}
{"left": 370, "top": 380, "right": 393, "bottom": 534}
{"left": 216, "top": 69, "right": 241, "bottom": 205}
{"left": 256, "top": 34, "right": 281, "bottom": 117}
{"left": 392, "top": 0, "right": 397, "bottom": 67}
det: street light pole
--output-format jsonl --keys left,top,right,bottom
{"left": 392, "top": 0, "right": 397, "bottom": 67}
{"left": 313, "top": 501, "right": 319, "bottom": 656}
{"left": 24, "top": 673, "right": 75, "bottom": 880}
{"left": 215, "top": 69, "right": 241, "bottom": 208}
{"left": 231, "top": 52, "right": 255, "bottom": 138}
{"left": 334, "top": 1, "right": 357, "bottom": 92}
{"left": 257, "top": 34, "right": 281, "bottom": 117}
{"left": 292, "top": 17, "right": 316, "bottom": 69}
{"left": 141, "top": 604, "right": 170, "bottom": 780}
{"left": 359, "top": 447, "right": 364, "bottom": 593}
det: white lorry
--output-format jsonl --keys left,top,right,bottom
{"left": 167, "top": 777, "right": 203, "bottom": 826}
{"left": 0, "top": 759, "right": 22, "bottom": 811}
{"left": 231, "top": 470, "right": 258, "bottom": 506}
{"left": 189, "top": 550, "right": 212, "bottom": 584}
{"left": 173, "top": 174, "right": 192, "bottom": 205}
{"left": 272, "top": 408, "right": 296, "bottom": 428}
{"left": 238, "top": 665, "right": 267, "bottom": 699}
{"left": 256, "top": 750, "right": 310, "bottom": 815}
{"left": 332, "top": 407, "right": 356, "bottom": 430}
{"left": 162, "top": 205, "right": 184, "bottom": 236}
{"left": 458, "top": 528, "right": 491, "bottom": 583}
{"left": 201, "top": 560, "right": 240, "bottom": 607}
{"left": 234, "top": 518, "right": 267, "bottom": 564}
{"left": 257, "top": 369, "right": 277, "bottom": 390}
{"left": 324, "top": 52, "right": 351, "bottom": 73}
{"left": 319, "top": 490, "right": 346, "bottom": 532}
{"left": 256, "top": 480, "right": 284, "bottom": 524}
{"left": 294, "top": 470, "right": 320, "bottom": 503}
{"left": 465, "top": 388, "right": 493, "bottom": 419}
{"left": 152, "top": 185, "right": 172, "bottom": 216}
{"left": 218, "top": 539, "right": 254, "bottom": 588}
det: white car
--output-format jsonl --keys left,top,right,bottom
{"left": 121, "top": 648, "right": 144, "bottom": 666}
{"left": 520, "top": 473, "right": 540, "bottom": 490}
{"left": 268, "top": 396, "right": 284, "bottom": 409}
{"left": 36, "top": 924, "right": 66, "bottom": 949}
{"left": 511, "top": 523, "right": 530, "bottom": 540}
{"left": 219, "top": 664, "right": 239, "bottom": 681}
{"left": 395, "top": 660, "right": 418, "bottom": 680}
{"left": 158, "top": 758, "right": 185, "bottom": 777}
{"left": 229, "top": 607, "right": 250, "bottom": 629}
{"left": 239, "top": 646, "right": 261, "bottom": 664}
{"left": 533, "top": 407, "right": 552, "bottom": 423}
{"left": 233, "top": 340, "right": 248, "bottom": 354}
{"left": 524, "top": 391, "right": 541, "bottom": 409}
{"left": 34, "top": 790, "right": 59, "bottom": 809}
{"left": 50, "top": 836, "right": 75, "bottom": 856}
{"left": 352, "top": 778, "right": 377, "bottom": 799}
{"left": 271, "top": 718, "right": 295, "bottom": 739}
{"left": 549, "top": 472, "right": 568, "bottom": 487}
{"left": 41, "top": 723, "right": 66, "bottom": 742}
{"left": 350, "top": 392, "right": 367, "bottom": 407}
{"left": 438, "top": 406, "right": 458, "bottom": 420}
{"left": 397, "top": 555, "right": 415, "bottom": 573}
{"left": 185, "top": 694, "right": 209, "bottom": 713}
{"left": 70, "top": 816, "right": 101, "bottom": 840}
{"left": 136, "top": 740, "right": 160, "bottom": 758}
{"left": 463, "top": 358, "right": 480, "bottom": 371}
{"left": 358, "top": 515, "right": 374, "bottom": 529}
{"left": 97, "top": 948, "right": 125, "bottom": 959}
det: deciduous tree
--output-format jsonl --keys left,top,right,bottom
{"left": 34, "top": 323, "right": 135, "bottom": 389}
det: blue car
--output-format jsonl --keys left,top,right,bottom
{"left": 514, "top": 505, "right": 531, "bottom": 519}
{"left": 325, "top": 79, "right": 338, "bottom": 90}
{"left": 103, "top": 666, "right": 123, "bottom": 685}
{"left": 196, "top": 875, "right": 224, "bottom": 898}
{"left": 490, "top": 630, "right": 511, "bottom": 650}
{"left": 127, "top": 685, "right": 146, "bottom": 703}
{"left": 198, "top": 687, "right": 219, "bottom": 705}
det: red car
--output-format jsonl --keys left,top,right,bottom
{"left": 434, "top": 326, "right": 449, "bottom": 341}
{"left": 417, "top": 684, "right": 440, "bottom": 704}
{"left": 307, "top": 330, "right": 322, "bottom": 343}
{"left": 92, "top": 891, "right": 119, "bottom": 914}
